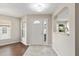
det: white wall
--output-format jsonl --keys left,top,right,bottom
{"left": 0, "top": 15, "right": 20, "bottom": 46}
{"left": 52, "top": 4, "right": 75, "bottom": 56}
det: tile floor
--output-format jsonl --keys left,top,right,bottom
{"left": 23, "top": 46, "right": 57, "bottom": 56}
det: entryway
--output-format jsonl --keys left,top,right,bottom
{"left": 27, "top": 16, "right": 48, "bottom": 45}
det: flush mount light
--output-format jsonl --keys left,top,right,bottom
{"left": 30, "top": 3, "right": 48, "bottom": 12}
{"left": 33, "top": 20, "right": 40, "bottom": 24}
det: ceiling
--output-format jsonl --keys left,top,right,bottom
{"left": 0, "top": 3, "right": 61, "bottom": 17}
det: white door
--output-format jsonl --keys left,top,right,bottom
{"left": 28, "top": 19, "right": 48, "bottom": 45}
{"left": 30, "top": 19, "right": 43, "bottom": 45}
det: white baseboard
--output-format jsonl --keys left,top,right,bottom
{"left": 0, "top": 39, "right": 20, "bottom": 46}
{"left": 21, "top": 41, "right": 27, "bottom": 45}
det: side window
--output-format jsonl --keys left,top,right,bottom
{"left": 2, "top": 27, "right": 7, "bottom": 34}
{"left": 0, "top": 25, "right": 11, "bottom": 40}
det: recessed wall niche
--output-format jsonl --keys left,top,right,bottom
{"left": 54, "top": 7, "right": 70, "bottom": 35}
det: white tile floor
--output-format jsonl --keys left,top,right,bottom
{"left": 23, "top": 46, "right": 57, "bottom": 56}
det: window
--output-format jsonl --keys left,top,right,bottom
{"left": 22, "top": 23, "right": 25, "bottom": 38}
{"left": 0, "top": 25, "right": 11, "bottom": 40}
{"left": 2, "top": 27, "right": 7, "bottom": 34}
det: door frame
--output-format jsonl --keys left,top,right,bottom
{"left": 28, "top": 18, "right": 48, "bottom": 45}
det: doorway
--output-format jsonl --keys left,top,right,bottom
{"left": 27, "top": 17, "right": 48, "bottom": 45}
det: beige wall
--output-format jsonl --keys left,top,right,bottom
{"left": 75, "top": 3, "right": 79, "bottom": 56}
{"left": 0, "top": 15, "right": 20, "bottom": 46}
{"left": 52, "top": 4, "right": 75, "bottom": 56}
